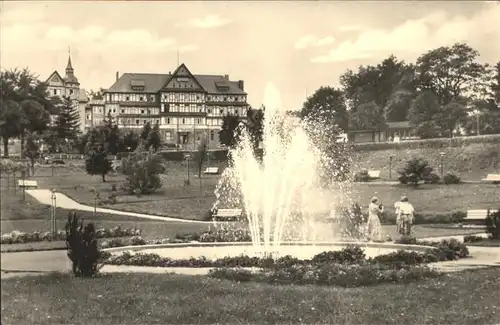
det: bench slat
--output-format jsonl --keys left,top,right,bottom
{"left": 17, "top": 180, "right": 38, "bottom": 188}
{"left": 482, "top": 174, "right": 500, "bottom": 182}
{"left": 465, "top": 209, "right": 498, "bottom": 220}
{"left": 204, "top": 167, "right": 219, "bottom": 174}
{"left": 368, "top": 170, "right": 380, "bottom": 178}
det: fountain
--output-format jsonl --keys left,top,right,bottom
{"left": 108, "top": 82, "right": 416, "bottom": 261}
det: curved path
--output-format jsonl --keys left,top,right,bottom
{"left": 25, "top": 189, "right": 211, "bottom": 224}
{"left": 2, "top": 234, "right": 499, "bottom": 279}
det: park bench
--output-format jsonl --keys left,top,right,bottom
{"left": 481, "top": 174, "right": 500, "bottom": 183}
{"left": 213, "top": 208, "right": 243, "bottom": 221}
{"left": 368, "top": 170, "right": 381, "bottom": 179}
{"left": 17, "top": 180, "right": 38, "bottom": 189}
{"left": 464, "top": 209, "right": 499, "bottom": 225}
{"left": 204, "top": 167, "right": 220, "bottom": 175}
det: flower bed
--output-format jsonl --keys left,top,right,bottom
{"left": 1, "top": 226, "right": 141, "bottom": 245}
{"left": 103, "top": 240, "right": 470, "bottom": 287}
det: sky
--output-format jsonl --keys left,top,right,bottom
{"left": 1, "top": 1, "right": 500, "bottom": 110}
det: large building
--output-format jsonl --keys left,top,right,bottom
{"left": 104, "top": 63, "right": 249, "bottom": 149}
{"left": 45, "top": 53, "right": 89, "bottom": 132}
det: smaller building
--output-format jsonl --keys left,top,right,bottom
{"left": 348, "top": 121, "right": 414, "bottom": 143}
{"left": 46, "top": 53, "right": 88, "bottom": 132}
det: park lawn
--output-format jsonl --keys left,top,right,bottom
{"left": 466, "top": 239, "right": 500, "bottom": 247}
{"left": 350, "top": 183, "right": 500, "bottom": 214}
{"left": 2, "top": 268, "right": 500, "bottom": 325}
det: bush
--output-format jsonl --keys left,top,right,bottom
{"left": 311, "top": 245, "right": 366, "bottom": 264}
{"left": 424, "top": 172, "right": 441, "bottom": 184}
{"left": 338, "top": 203, "right": 365, "bottom": 239}
{"left": 398, "top": 158, "right": 435, "bottom": 186}
{"left": 485, "top": 209, "right": 500, "bottom": 239}
{"left": 1, "top": 226, "right": 141, "bottom": 244}
{"left": 65, "top": 212, "right": 106, "bottom": 277}
{"left": 354, "top": 170, "right": 372, "bottom": 182}
{"left": 463, "top": 235, "right": 485, "bottom": 243}
{"left": 120, "top": 153, "right": 166, "bottom": 195}
{"left": 396, "top": 237, "right": 469, "bottom": 261}
{"left": 379, "top": 211, "right": 466, "bottom": 225}
{"left": 443, "top": 172, "right": 461, "bottom": 184}
{"left": 208, "top": 263, "right": 439, "bottom": 287}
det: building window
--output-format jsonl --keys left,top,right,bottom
{"left": 53, "top": 89, "right": 57, "bottom": 95}
{"left": 210, "top": 131, "right": 214, "bottom": 141}
{"left": 182, "top": 118, "right": 185, "bottom": 124}
{"left": 135, "top": 119, "right": 139, "bottom": 124}
{"left": 121, "top": 109, "right": 125, "bottom": 114}
{"left": 165, "top": 131, "right": 172, "bottom": 141}
{"left": 126, "top": 96, "right": 130, "bottom": 101}
{"left": 139, "top": 96, "right": 143, "bottom": 101}
{"left": 155, "top": 119, "right": 159, "bottom": 124}
{"left": 143, "top": 120, "right": 147, "bottom": 124}
{"left": 141, "top": 110, "right": 145, "bottom": 114}
{"left": 167, "top": 118, "right": 170, "bottom": 124}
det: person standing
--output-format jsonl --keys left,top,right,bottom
{"left": 367, "top": 196, "right": 384, "bottom": 242}
{"left": 394, "top": 196, "right": 405, "bottom": 235}
{"left": 399, "top": 196, "right": 415, "bottom": 236}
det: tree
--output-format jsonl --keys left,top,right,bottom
{"left": 100, "top": 112, "right": 121, "bottom": 155}
{"left": 491, "top": 62, "right": 500, "bottom": 111}
{"left": 54, "top": 96, "right": 80, "bottom": 149}
{"left": 219, "top": 114, "right": 241, "bottom": 148}
{"left": 122, "top": 131, "right": 139, "bottom": 152}
{"left": 340, "top": 55, "right": 416, "bottom": 122}
{"left": 408, "top": 91, "right": 443, "bottom": 138}
{"left": 24, "top": 132, "right": 40, "bottom": 175}
{"left": 300, "top": 86, "right": 348, "bottom": 132}
{"left": 0, "top": 68, "right": 52, "bottom": 157}
{"left": 245, "top": 108, "right": 264, "bottom": 151}
{"left": 194, "top": 136, "right": 208, "bottom": 178}
{"left": 416, "top": 43, "right": 487, "bottom": 107}
{"left": 85, "top": 145, "right": 112, "bottom": 182}
{"left": 437, "top": 100, "right": 468, "bottom": 137}
{"left": 140, "top": 122, "right": 152, "bottom": 142}
{"left": 350, "top": 101, "right": 387, "bottom": 130}
{"left": 147, "top": 123, "right": 162, "bottom": 152}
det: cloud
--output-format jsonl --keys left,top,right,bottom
{"left": 178, "top": 44, "right": 200, "bottom": 53}
{"left": 294, "top": 35, "right": 335, "bottom": 50}
{"left": 338, "top": 25, "right": 363, "bottom": 32}
{"left": 178, "top": 15, "right": 232, "bottom": 29}
{"left": 312, "top": 5, "right": 500, "bottom": 63}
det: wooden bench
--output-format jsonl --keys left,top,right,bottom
{"left": 213, "top": 208, "right": 243, "bottom": 221}
{"left": 17, "top": 180, "right": 38, "bottom": 189}
{"left": 464, "top": 209, "right": 499, "bottom": 225}
{"left": 368, "top": 170, "right": 381, "bottom": 179}
{"left": 482, "top": 174, "right": 500, "bottom": 183}
{"left": 204, "top": 167, "right": 220, "bottom": 175}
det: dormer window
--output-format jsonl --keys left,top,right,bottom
{"left": 130, "top": 79, "right": 145, "bottom": 91}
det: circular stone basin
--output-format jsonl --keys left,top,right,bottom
{"left": 115, "top": 242, "right": 427, "bottom": 260}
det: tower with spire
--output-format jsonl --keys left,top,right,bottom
{"left": 45, "top": 48, "right": 88, "bottom": 132}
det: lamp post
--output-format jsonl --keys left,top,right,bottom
{"left": 184, "top": 153, "right": 191, "bottom": 185}
{"left": 389, "top": 155, "right": 394, "bottom": 180}
{"left": 50, "top": 189, "right": 57, "bottom": 236}
{"left": 91, "top": 187, "right": 99, "bottom": 217}
{"left": 439, "top": 152, "right": 445, "bottom": 178}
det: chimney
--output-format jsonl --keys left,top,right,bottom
{"left": 116, "top": 71, "right": 119, "bottom": 81}
{"left": 237, "top": 80, "right": 244, "bottom": 91}
{"left": 224, "top": 74, "right": 229, "bottom": 80}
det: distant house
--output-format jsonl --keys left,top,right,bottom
{"left": 348, "top": 121, "right": 414, "bottom": 143}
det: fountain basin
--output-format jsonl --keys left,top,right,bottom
{"left": 104, "top": 241, "right": 434, "bottom": 261}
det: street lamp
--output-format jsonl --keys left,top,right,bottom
{"left": 389, "top": 155, "right": 394, "bottom": 180}
{"left": 439, "top": 152, "right": 445, "bottom": 178}
{"left": 50, "top": 189, "right": 57, "bottom": 236}
{"left": 91, "top": 187, "right": 99, "bottom": 217}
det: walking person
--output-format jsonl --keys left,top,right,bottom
{"left": 367, "top": 196, "right": 384, "bottom": 242}
{"left": 394, "top": 196, "right": 405, "bottom": 235}
{"left": 399, "top": 196, "right": 415, "bottom": 236}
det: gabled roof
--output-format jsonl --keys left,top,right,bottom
{"left": 161, "top": 63, "right": 205, "bottom": 91}
{"left": 107, "top": 73, "right": 171, "bottom": 93}
{"left": 105, "top": 64, "right": 247, "bottom": 95}
{"left": 196, "top": 75, "right": 245, "bottom": 95}
{"left": 78, "top": 89, "right": 89, "bottom": 103}
{"left": 46, "top": 70, "right": 64, "bottom": 84}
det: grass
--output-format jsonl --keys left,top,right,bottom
{"left": 2, "top": 268, "right": 500, "bottom": 325}
{"left": 354, "top": 141, "right": 499, "bottom": 181}
{"left": 5, "top": 165, "right": 498, "bottom": 222}
{"left": 466, "top": 238, "right": 500, "bottom": 247}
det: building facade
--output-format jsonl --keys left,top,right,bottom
{"left": 104, "top": 63, "right": 249, "bottom": 149}
{"left": 46, "top": 54, "right": 88, "bottom": 132}
{"left": 348, "top": 121, "right": 416, "bottom": 143}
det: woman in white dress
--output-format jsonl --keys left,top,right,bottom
{"left": 367, "top": 196, "right": 384, "bottom": 242}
